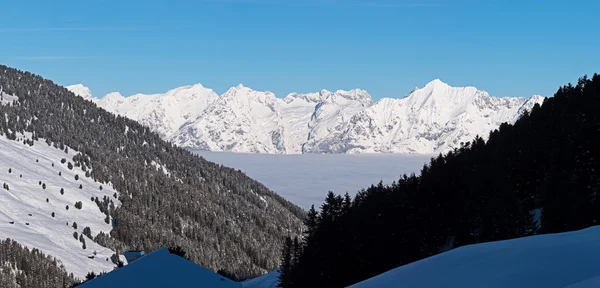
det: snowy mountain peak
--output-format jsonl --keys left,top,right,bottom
{"left": 65, "top": 84, "right": 93, "bottom": 100}
{"left": 424, "top": 78, "right": 448, "bottom": 88}
{"left": 102, "top": 92, "right": 125, "bottom": 104}
{"left": 103, "top": 91, "right": 124, "bottom": 99}
{"left": 224, "top": 84, "right": 250, "bottom": 96}
{"left": 164, "top": 83, "right": 209, "bottom": 96}
{"left": 222, "top": 84, "right": 276, "bottom": 101}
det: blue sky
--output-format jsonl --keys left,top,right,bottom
{"left": 0, "top": 0, "right": 598, "bottom": 100}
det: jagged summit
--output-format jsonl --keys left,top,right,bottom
{"left": 67, "top": 80, "right": 545, "bottom": 154}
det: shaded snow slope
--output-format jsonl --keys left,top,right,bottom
{"left": 349, "top": 225, "right": 600, "bottom": 288}
{"left": 0, "top": 133, "right": 121, "bottom": 279}
{"left": 80, "top": 248, "right": 242, "bottom": 288}
{"left": 68, "top": 80, "right": 544, "bottom": 154}
{"left": 193, "top": 150, "right": 431, "bottom": 209}
{"left": 242, "top": 270, "right": 280, "bottom": 288}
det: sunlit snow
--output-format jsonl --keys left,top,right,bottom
{"left": 0, "top": 133, "right": 121, "bottom": 279}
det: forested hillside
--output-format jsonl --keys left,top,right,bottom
{"left": 0, "top": 65, "right": 305, "bottom": 280}
{"left": 278, "top": 74, "right": 600, "bottom": 287}
{"left": 0, "top": 238, "right": 77, "bottom": 288}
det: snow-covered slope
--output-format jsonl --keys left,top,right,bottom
{"left": 242, "top": 270, "right": 279, "bottom": 288}
{"left": 349, "top": 225, "right": 600, "bottom": 288}
{"left": 67, "top": 80, "right": 545, "bottom": 154}
{"left": 0, "top": 132, "right": 122, "bottom": 279}
{"left": 80, "top": 248, "right": 242, "bottom": 288}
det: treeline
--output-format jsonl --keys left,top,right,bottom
{"left": 0, "top": 64, "right": 305, "bottom": 280}
{"left": 0, "top": 238, "right": 76, "bottom": 288}
{"left": 278, "top": 74, "right": 600, "bottom": 287}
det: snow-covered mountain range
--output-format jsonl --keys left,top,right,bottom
{"left": 67, "top": 80, "right": 545, "bottom": 154}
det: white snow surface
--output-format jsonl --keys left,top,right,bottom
{"left": 349, "top": 225, "right": 600, "bottom": 288}
{"left": 193, "top": 150, "right": 431, "bottom": 209}
{"left": 67, "top": 80, "right": 545, "bottom": 155}
{"left": 0, "top": 133, "right": 121, "bottom": 279}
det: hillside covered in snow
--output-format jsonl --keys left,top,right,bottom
{"left": 68, "top": 80, "right": 545, "bottom": 154}
{"left": 349, "top": 226, "right": 600, "bottom": 288}
{"left": 0, "top": 130, "right": 122, "bottom": 279}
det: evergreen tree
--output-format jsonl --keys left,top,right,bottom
{"left": 277, "top": 236, "right": 293, "bottom": 287}
{"left": 303, "top": 205, "right": 318, "bottom": 241}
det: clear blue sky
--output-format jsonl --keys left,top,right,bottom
{"left": 0, "top": 0, "right": 598, "bottom": 100}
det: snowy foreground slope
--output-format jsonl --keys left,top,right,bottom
{"left": 241, "top": 270, "right": 279, "bottom": 288}
{"left": 0, "top": 132, "right": 122, "bottom": 279}
{"left": 68, "top": 80, "right": 544, "bottom": 154}
{"left": 349, "top": 226, "right": 600, "bottom": 288}
{"left": 80, "top": 248, "right": 241, "bottom": 288}
{"left": 193, "top": 150, "right": 431, "bottom": 209}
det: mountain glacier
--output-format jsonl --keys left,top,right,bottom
{"left": 67, "top": 80, "right": 545, "bottom": 154}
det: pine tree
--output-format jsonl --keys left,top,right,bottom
{"left": 292, "top": 236, "right": 301, "bottom": 265}
{"left": 277, "top": 236, "right": 293, "bottom": 287}
{"left": 303, "top": 205, "right": 318, "bottom": 241}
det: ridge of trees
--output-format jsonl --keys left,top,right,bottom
{"left": 278, "top": 74, "right": 600, "bottom": 287}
